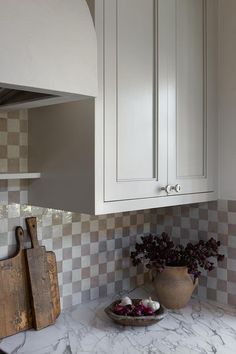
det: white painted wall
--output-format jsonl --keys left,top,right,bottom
{"left": 218, "top": 0, "right": 236, "bottom": 200}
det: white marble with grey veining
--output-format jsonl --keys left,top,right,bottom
{"left": 1, "top": 286, "right": 236, "bottom": 354}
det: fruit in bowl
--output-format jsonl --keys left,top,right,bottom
{"left": 113, "top": 296, "right": 160, "bottom": 317}
{"left": 105, "top": 296, "right": 166, "bottom": 326}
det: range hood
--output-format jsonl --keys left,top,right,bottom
{"left": 0, "top": 0, "right": 97, "bottom": 111}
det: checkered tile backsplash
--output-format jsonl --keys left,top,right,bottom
{"left": 1, "top": 110, "right": 236, "bottom": 309}
{"left": 0, "top": 204, "right": 150, "bottom": 309}
{"left": 0, "top": 110, "right": 28, "bottom": 205}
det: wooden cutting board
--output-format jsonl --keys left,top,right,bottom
{"left": 26, "top": 217, "right": 60, "bottom": 329}
{"left": 0, "top": 227, "right": 32, "bottom": 339}
{"left": 47, "top": 251, "right": 61, "bottom": 320}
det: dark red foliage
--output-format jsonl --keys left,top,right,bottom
{"left": 130, "top": 233, "right": 224, "bottom": 280}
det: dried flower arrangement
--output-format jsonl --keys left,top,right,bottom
{"left": 131, "top": 233, "right": 224, "bottom": 280}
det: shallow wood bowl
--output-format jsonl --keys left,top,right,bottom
{"left": 104, "top": 298, "right": 166, "bottom": 326}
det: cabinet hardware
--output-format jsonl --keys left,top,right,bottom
{"left": 173, "top": 184, "right": 181, "bottom": 193}
{"left": 161, "top": 185, "right": 172, "bottom": 194}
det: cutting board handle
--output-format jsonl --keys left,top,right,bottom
{"left": 26, "top": 217, "right": 39, "bottom": 249}
{"left": 15, "top": 226, "right": 25, "bottom": 251}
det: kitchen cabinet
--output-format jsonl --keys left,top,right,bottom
{"left": 28, "top": 0, "right": 218, "bottom": 215}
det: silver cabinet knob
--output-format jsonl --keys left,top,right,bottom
{"left": 161, "top": 185, "right": 172, "bottom": 194}
{"left": 174, "top": 184, "right": 181, "bottom": 193}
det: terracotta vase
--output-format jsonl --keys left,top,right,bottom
{"left": 151, "top": 266, "right": 198, "bottom": 309}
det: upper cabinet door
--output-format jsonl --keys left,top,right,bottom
{"left": 167, "top": 0, "right": 217, "bottom": 195}
{"left": 102, "top": 0, "right": 168, "bottom": 202}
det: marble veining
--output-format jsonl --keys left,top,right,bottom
{"left": 1, "top": 286, "right": 236, "bottom": 354}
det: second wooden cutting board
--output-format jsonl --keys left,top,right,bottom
{"left": 25, "top": 217, "right": 55, "bottom": 330}
{"left": 0, "top": 227, "right": 32, "bottom": 339}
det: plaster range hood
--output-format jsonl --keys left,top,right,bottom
{"left": 0, "top": 0, "right": 97, "bottom": 111}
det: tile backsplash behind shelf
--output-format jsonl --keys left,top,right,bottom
{"left": 1, "top": 111, "right": 236, "bottom": 309}
{"left": 0, "top": 110, "right": 28, "bottom": 204}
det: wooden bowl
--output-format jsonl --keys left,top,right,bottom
{"left": 104, "top": 299, "right": 166, "bottom": 326}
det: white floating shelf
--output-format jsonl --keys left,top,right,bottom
{"left": 0, "top": 173, "right": 41, "bottom": 180}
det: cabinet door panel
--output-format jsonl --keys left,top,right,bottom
{"left": 117, "top": 0, "right": 154, "bottom": 180}
{"left": 168, "top": 0, "right": 217, "bottom": 194}
{"left": 103, "top": 0, "right": 167, "bottom": 201}
{"left": 176, "top": 0, "right": 205, "bottom": 178}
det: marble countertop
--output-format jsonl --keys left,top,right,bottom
{"left": 1, "top": 286, "right": 236, "bottom": 354}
